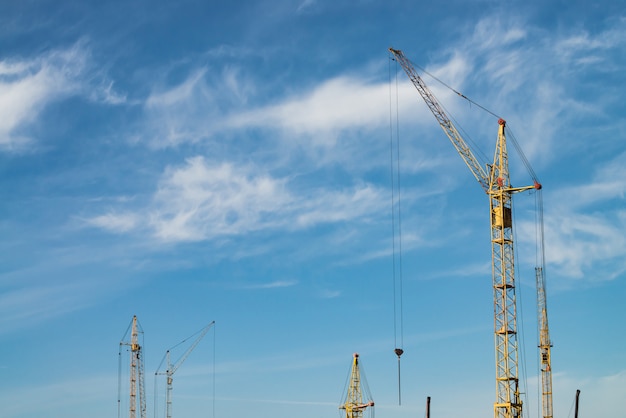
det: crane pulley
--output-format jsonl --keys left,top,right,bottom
{"left": 389, "top": 47, "right": 541, "bottom": 418}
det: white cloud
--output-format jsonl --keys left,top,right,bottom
{"left": 146, "top": 69, "right": 207, "bottom": 108}
{"left": 86, "top": 156, "right": 387, "bottom": 244}
{"left": 226, "top": 76, "right": 390, "bottom": 144}
{"left": 0, "top": 277, "right": 97, "bottom": 334}
{"left": 516, "top": 151, "right": 626, "bottom": 283}
{"left": 139, "top": 64, "right": 433, "bottom": 151}
{"left": 85, "top": 212, "right": 140, "bottom": 233}
{"left": 0, "top": 49, "right": 79, "bottom": 149}
{"left": 556, "top": 19, "right": 626, "bottom": 65}
{"left": 148, "top": 157, "right": 292, "bottom": 241}
{"left": 0, "top": 43, "right": 125, "bottom": 151}
{"left": 549, "top": 370, "right": 626, "bottom": 418}
{"left": 543, "top": 212, "right": 626, "bottom": 280}
{"left": 238, "top": 279, "right": 299, "bottom": 290}
{"left": 141, "top": 67, "right": 244, "bottom": 147}
{"left": 295, "top": 183, "right": 385, "bottom": 227}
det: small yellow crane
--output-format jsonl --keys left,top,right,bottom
{"left": 339, "top": 353, "right": 374, "bottom": 418}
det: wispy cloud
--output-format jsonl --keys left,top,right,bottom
{"left": 85, "top": 212, "right": 140, "bottom": 233}
{"left": 237, "top": 279, "right": 299, "bottom": 290}
{"left": 0, "top": 273, "right": 102, "bottom": 334}
{"left": 549, "top": 369, "right": 626, "bottom": 418}
{"left": 226, "top": 76, "right": 390, "bottom": 145}
{"left": 82, "top": 15, "right": 626, "bottom": 281}
{"left": 140, "top": 66, "right": 250, "bottom": 147}
{"left": 516, "top": 151, "right": 626, "bottom": 283}
{"left": 0, "top": 42, "right": 125, "bottom": 151}
{"left": 138, "top": 61, "right": 434, "bottom": 153}
{"left": 85, "top": 156, "right": 387, "bottom": 244}
{"left": 148, "top": 157, "right": 291, "bottom": 241}
{"left": 0, "top": 46, "right": 83, "bottom": 150}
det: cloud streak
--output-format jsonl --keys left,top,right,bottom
{"left": 0, "top": 42, "right": 125, "bottom": 151}
{"left": 86, "top": 156, "right": 387, "bottom": 243}
{"left": 0, "top": 47, "right": 82, "bottom": 149}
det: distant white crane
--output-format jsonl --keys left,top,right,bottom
{"left": 155, "top": 321, "right": 215, "bottom": 418}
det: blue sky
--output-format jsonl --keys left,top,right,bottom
{"left": 1, "top": 1, "right": 625, "bottom": 417}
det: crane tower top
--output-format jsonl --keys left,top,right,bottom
{"left": 339, "top": 353, "right": 374, "bottom": 418}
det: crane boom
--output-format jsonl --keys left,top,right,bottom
{"left": 389, "top": 47, "right": 540, "bottom": 418}
{"left": 389, "top": 47, "right": 489, "bottom": 191}
{"left": 156, "top": 320, "right": 215, "bottom": 418}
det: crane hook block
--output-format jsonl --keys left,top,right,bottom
{"left": 394, "top": 348, "right": 404, "bottom": 358}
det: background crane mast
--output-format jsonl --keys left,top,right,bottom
{"left": 339, "top": 353, "right": 374, "bottom": 418}
{"left": 119, "top": 315, "right": 147, "bottom": 418}
{"left": 155, "top": 321, "right": 215, "bottom": 418}
{"left": 389, "top": 47, "right": 541, "bottom": 418}
{"left": 536, "top": 266, "right": 553, "bottom": 418}
{"left": 535, "top": 179, "right": 553, "bottom": 418}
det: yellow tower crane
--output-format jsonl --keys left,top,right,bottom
{"left": 389, "top": 47, "right": 541, "bottom": 418}
{"left": 339, "top": 353, "right": 374, "bottom": 418}
{"left": 119, "top": 315, "right": 147, "bottom": 418}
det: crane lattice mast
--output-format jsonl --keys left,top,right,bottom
{"left": 536, "top": 266, "right": 553, "bottom": 418}
{"left": 339, "top": 353, "right": 374, "bottom": 418}
{"left": 120, "top": 315, "right": 147, "bottom": 418}
{"left": 156, "top": 321, "right": 215, "bottom": 418}
{"left": 389, "top": 47, "right": 541, "bottom": 418}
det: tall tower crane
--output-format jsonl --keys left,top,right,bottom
{"left": 155, "top": 321, "right": 215, "bottom": 418}
{"left": 389, "top": 47, "right": 541, "bottom": 418}
{"left": 339, "top": 353, "right": 374, "bottom": 418}
{"left": 119, "top": 315, "right": 147, "bottom": 418}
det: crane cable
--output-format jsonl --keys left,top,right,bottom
{"left": 409, "top": 60, "right": 501, "bottom": 120}
{"left": 388, "top": 56, "right": 405, "bottom": 406}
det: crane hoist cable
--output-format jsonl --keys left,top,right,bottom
{"left": 388, "top": 55, "right": 405, "bottom": 406}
